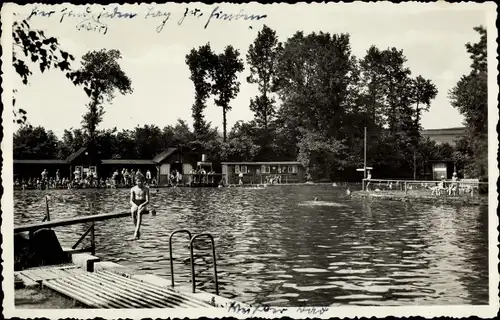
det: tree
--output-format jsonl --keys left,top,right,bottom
{"left": 296, "top": 129, "right": 346, "bottom": 180}
{"left": 358, "top": 46, "right": 387, "bottom": 129}
{"left": 186, "top": 44, "right": 217, "bottom": 139}
{"left": 411, "top": 75, "right": 438, "bottom": 130}
{"left": 358, "top": 46, "right": 439, "bottom": 177}
{"left": 246, "top": 25, "right": 282, "bottom": 131}
{"left": 95, "top": 128, "right": 119, "bottom": 159}
{"left": 133, "top": 125, "right": 165, "bottom": 159}
{"left": 449, "top": 26, "right": 488, "bottom": 180}
{"left": 274, "top": 31, "right": 358, "bottom": 175}
{"left": 14, "top": 125, "right": 61, "bottom": 159}
{"left": 211, "top": 45, "right": 245, "bottom": 142}
{"left": 407, "top": 75, "right": 438, "bottom": 178}
{"left": 114, "top": 130, "right": 136, "bottom": 159}
{"left": 220, "top": 121, "right": 261, "bottom": 161}
{"left": 59, "top": 128, "right": 88, "bottom": 158}
{"left": 12, "top": 20, "right": 84, "bottom": 124}
{"left": 78, "top": 49, "right": 133, "bottom": 143}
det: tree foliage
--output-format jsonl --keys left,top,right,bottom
{"left": 449, "top": 26, "right": 488, "bottom": 180}
{"left": 12, "top": 20, "right": 81, "bottom": 124}
{"left": 211, "top": 46, "right": 245, "bottom": 142}
{"left": 78, "top": 49, "right": 133, "bottom": 142}
{"left": 185, "top": 43, "right": 244, "bottom": 143}
{"left": 185, "top": 44, "right": 217, "bottom": 139}
{"left": 246, "top": 25, "right": 282, "bottom": 131}
{"left": 14, "top": 125, "right": 61, "bottom": 159}
{"left": 14, "top": 120, "right": 216, "bottom": 161}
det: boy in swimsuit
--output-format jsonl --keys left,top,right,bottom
{"left": 129, "top": 173, "right": 149, "bottom": 240}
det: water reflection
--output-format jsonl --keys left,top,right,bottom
{"left": 14, "top": 186, "right": 488, "bottom": 306}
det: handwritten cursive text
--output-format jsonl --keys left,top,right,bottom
{"left": 204, "top": 6, "right": 267, "bottom": 29}
{"left": 297, "top": 306, "right": 330, "bottom": 315}
{"left": 178, "top": 7, "right": 204, "bottom": 26}
{"left": 27, "top": 7, "right": 56, "bottom": 20}
{"left": 24, "top": 5, "right": 269, "bottom": 33}
{"left": 76, "top": 19, "right": 108, "bottom": 35}
{"left": 145, "top": 7, "right": 171, "bottom": 33}
{"left": 227, "top": 301, "right": 287, "bottom": 316}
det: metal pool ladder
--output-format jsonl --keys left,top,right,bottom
{"left": 168, "top": 229, "right": 219, "bottom": 295}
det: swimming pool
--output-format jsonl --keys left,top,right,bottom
{"left": 14, "top": 185, "right": 489, "bottom": 306}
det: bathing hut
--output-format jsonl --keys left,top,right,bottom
{"left": 221, "top": 161, "right": 305, "bottom": 185}
{"left": 152, "top": 147, "right": 199, "bottom": 185}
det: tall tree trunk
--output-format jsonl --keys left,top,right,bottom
{"left": 413, "top": 151, "right": 417, "bottom": 180}
{"left": 223, "top": 107, "right": 227, "bottom": 142}
{"left": 88, "top": 99, "right": 98, "bottom": 143}
{"left": 414, "top": 101, "right": 420, "bottom": 130}
{"left": 263, "top": 92, "right": 268, "bottom": 132}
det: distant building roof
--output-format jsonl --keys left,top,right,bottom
{"left": 221, "top": 161, "right": 303, "bottom": 166}
{"left": 152, "top": 147, "right": 177, "bottom": 163}
{"left": 66, "top": 147, "right": 87, "bottom": 162}
{"left": 421, "top": 127, "right": 466, "bottom": 136}
{"left": 14, "top": 159, "right": 68, "bottom": 164}
{"left": 421, "top": 127, "right": 466, "bottom": 145}
{"left": 101, "top": 159, "right": 156, "bottom": 165}
{"left": 14, "top": 148, "right": 191, "bottom": 165}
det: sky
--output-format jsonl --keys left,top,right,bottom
{"left": 6, "top": 2, "right": 492, "bottom": 138}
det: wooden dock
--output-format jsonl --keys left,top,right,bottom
{"left": 14, "top": 210, "right": 247, "bottom": 310}
{"left": 16, "top": 265, "right": 218, "bottom": 308}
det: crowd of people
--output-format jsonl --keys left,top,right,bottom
{"left": 15, "top": 166, "right": 226, "bottom": 190}
{"left": 14, "top": 168, "right": 158, "bottom": 190}
{"left": 111, "top": 168, "right": 156, "bottom": 188}
{"left": 187, "top": 167, "right": 218, "bottom": 185}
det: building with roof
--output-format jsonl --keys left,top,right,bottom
{"left": 151, "top": 147, "right": 199, "bottom": 185}
{"left": 221, "top": 161, "right": 306, "bottom": 185}
{"left": 421, "top": 127, "right": 466, "bottom": 146}
{"left": 419, "top": 126, "right": 467, "bottom": 179}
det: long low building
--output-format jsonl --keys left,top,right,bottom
{"left": 221, "top": 161, "right": 306, "bottom": 185}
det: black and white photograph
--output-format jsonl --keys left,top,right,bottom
{"left": 1, "top": 2, "right": 498, "bottom": 318}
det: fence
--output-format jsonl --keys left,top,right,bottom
{"left": 362, "top": 178, "right": 486, "bottom": 198}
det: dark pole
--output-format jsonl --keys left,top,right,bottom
{"left": 364, "top": 126, "right": 367, "bottom": 179}
{"left": 413, "top": 151, "right": 417, "bottom": 180}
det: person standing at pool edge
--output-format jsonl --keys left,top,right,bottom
{"left": 365, "top": 170, "right": 372, "bottom": 191}
{"left": 129, "top": 173, "right": 149, "bottom": 240}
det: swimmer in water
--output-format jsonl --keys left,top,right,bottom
{"left": 129, "top": 174, "right": 149, "bottom": 240}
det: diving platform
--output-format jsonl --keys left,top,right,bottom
{"left": 15, "top": 263, "right": 235, "bottom": 309}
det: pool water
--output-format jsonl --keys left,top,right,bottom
{"left": 14, "top": 185, "right": 489, "bottom": 306}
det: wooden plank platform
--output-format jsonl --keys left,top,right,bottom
{"left": 42, "top": 270, "right": 214, "bottom": 308}
{"left": 16, "top": 265, "right": 84, "bottom": 283}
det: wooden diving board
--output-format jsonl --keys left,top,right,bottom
{"left": 42, "top": 270, "right": 214, "bottom": 308}
{"left": 14, "top": 212, "right": 131, "bottom": 233}
{"left": 17, "top": 265, "right": 215, "bottom": 309}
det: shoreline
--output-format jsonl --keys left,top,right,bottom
{"left": 351, "top": 190, "right": 488, "bottom": 206}
{"left": 14, "top": 182, "right": 358, "bottom": 191}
